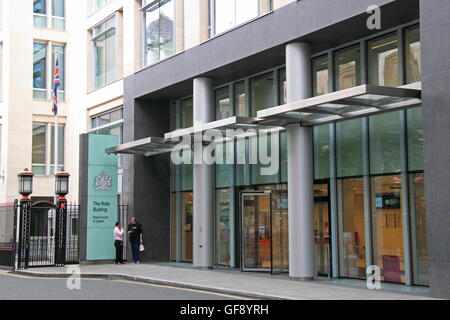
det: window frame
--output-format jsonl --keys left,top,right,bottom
{"left": 141, "top": 0, "right": 176, "bottom": 67}
{"left": 32, "top": 122, "right": 65, "bottom": 176}
{"left": 92, "top": 14, "right": 118, "bottom": 89}
{"left": 33, "top": 0, "right": 65, "bottom": 30}
{"left": 33, "top": 41, "right": 66, "bottom": 101}
{"left": 209, "top": 0, "right": 263, "bottom": 37}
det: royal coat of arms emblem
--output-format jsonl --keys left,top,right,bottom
{"left": 94, "top": 171, "right": 112, "bottom": 191}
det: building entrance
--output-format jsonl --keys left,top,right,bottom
{"left": 240, "top": 191, "right": 288, "bottom": 273}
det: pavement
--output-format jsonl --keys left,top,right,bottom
{"left": 9, "top": 262, "right": 436, "bottom": 300}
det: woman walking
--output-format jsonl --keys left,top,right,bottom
{"left": 114, "top": 222, "right": 125, "bottom": 265}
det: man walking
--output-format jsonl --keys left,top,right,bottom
{"left": 127, "top": 217, "right": 143, "bottom": 264}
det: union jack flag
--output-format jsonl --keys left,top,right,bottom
{"left": 52, "top": 56, "right": 61, "bottom": 115}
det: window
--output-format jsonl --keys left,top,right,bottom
{"left": 216, "top": 189, "right": 231, "bottom": 266}
{"left": 407, "top": 107, "right": 424, "bottom": 171}
{"left": 211, "top": 0, "right": 259, "bottom": 36}
{"left": 32, "top": 123, "right": 65, "bottom": 175}
{"left": 93, "top": 15, "right": 117, "bottom": 88}
{"left": 33, "top": 0, "right": 47, "bottom": 27}
{"left": 91, "top": 108, "right": 123, "bottom": 129}
{"left": 215, "top": 86, "right": 232, "bottom": 120}
{"left": 338, "top": 178, "right": 366, "bottom": 279}
{"left": 53, "top": 45, "right": 65, "bottom": 101}
{"left": 313, "top": 56, "right": 329, "bottom": 96}
{"left": 52, "top": 0, "right": 65, "bottom": 30}
{"left": 180, "top": 98, "right": 193, "bottom": 128}
{"left": 143, "top": 0, "right": 175, "bottom": 66}
{"left": 313, "top": 124, "right": 330, "bottom": 180}
{"left": 33, "top": 42, "right": 65, "bottom": 100}
{"left": 369, "top": 111, "right": 402, "bottom": 174}
{"left": 336, "top": 119, "right": 364, "bottom": 177}
{"left": 405, "top": 26, "right": 421, "bottom": 84}
{"left": 279, "top": 69, "right": 287, "bottom": 104}
{"left": 368, "top": 33, "right": 399, "bottom": 87}
{"left": 371, "top": 175, "right": 405, "bottom": 283}
{"left": 91, "top": 108, "right": 124, "bottom": 188}
{"left": 94, "top": 0, "right": 112, "bottom": 11}
{"left": 234, "top": 81, "right": 247, "bottom": 117}
{"left": 251, "top": 72, "right": 275, "bottom": 116}
{"left": 335, "top": 46, "right": 361, "bottom": 91}
{"left": 33, "top": 0, "right": 65, "bottom": 30}
{"left": 33, "top": 42, "right": 47, "bottom": 99}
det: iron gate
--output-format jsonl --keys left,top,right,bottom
{"left": 16, "top": 200, "right": 80, "bottom": 269}
{"left": 14, "top": 201, "right": 126, "bottom": 269}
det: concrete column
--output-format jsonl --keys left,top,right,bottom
{"left": 193, "top": 77, "right": 215, "bottom": 268}
{"left": 286, "top": 42, "right": 315, "bottom": 280}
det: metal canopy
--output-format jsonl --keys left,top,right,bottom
{"left": 256, "top": 84, "right": 422, "bottom": 126}
{"left": 164, "top": 116, "right": 283, "bottom": 142}
{"left": 108, "top": 85, "right": 421, "bottom": 157}
{"left": 105, "top": 137, "right": 182, "bottom": 157}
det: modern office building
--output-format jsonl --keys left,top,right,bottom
{"left": 0, "top": 0, "right": 449, "bottom": 300}
{"left": 104, "top": 0, "right": 450, "bottom": 299}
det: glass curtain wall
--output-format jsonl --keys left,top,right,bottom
{"left": 336, "top": 118, "right": 365, "bottom": 278}
{"left": 405, "top": 26, "right": 421, "bottom": 84}
{"left": 313, "top": 56, "right": 329, "bottom": 96}
{"left": 334, "top": 46, "right": 361, "bottom": 91}
{"left": 407, "top": 107, "right": 427, "bottom": 285}
{"left": 368, "top": 33, "right": 399, "bottom": 87}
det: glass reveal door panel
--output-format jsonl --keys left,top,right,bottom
{"left": 241, "top": 192, "right": 271, "bottom": 271}
{"left": 271, "top": 192, "right": 289, "bottom": 275}
{"left": 314, "top": 184, "right": 330, "bottom": 276}
{"left": 371, "top": 175, "right": 404, "bottom": 283}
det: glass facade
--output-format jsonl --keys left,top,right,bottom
{"left": 368, "top": 33, "right": 399, "bottom": 86}
{"left": 143, "top": 0, "right": 175, "bottom": 66}
{"left": 405, "top": 26, "right": 421, "bottom": 84}
{"left": 215, "top": 87, "right": 232, "bottom": 120}
{"left": 167, "top": 24, "right": 425, "bottom": 285}
{"left": 251, "top": 72, "right": 275, "bottom": 115}
{"left": 334, "top": 45, "right": 361, "bottom": 91}
{"left": 371, "top": 175, "right": 404, "bottom": 283}
{"left": 336, "top": 119, "right": 364, "bottom": 177}
{"left": 312, "top": 56, "right": 329, "bottom": 96}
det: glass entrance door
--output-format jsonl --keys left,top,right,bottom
{"left": 241, "top": 192, "right": 272, "bottom": 271}
{"left": 271, "top": 191, "right": 289, "bottom": 274}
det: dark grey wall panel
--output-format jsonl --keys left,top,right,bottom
{"left": 421, "top": 0, "right": 450, "bottom": 299}
{"left": 122, "top": 97, "right": 171, "bottom": 262}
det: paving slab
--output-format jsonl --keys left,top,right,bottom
{"left": 12, "top": 263, "right": 436, "bottom": 300}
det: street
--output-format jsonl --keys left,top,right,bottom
{"left": 0, "top": 271, "right": 244, "bottom": 300}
